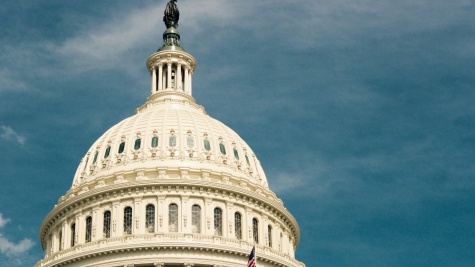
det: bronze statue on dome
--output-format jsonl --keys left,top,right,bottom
{"left": 163, "top": 0, "right": 180, "bottom": 28}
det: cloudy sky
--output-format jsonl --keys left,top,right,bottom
{"left": 1, "top": 0, "right": 474, "bottom": 266}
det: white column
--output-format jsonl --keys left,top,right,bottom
{"left": 75, "top": 216, "right": 81, "bottom": 245}
{"left": 150, "top": 68, "right": 154, "bottom": 95}
{"left": 181, "top": 196, "right": 189, "bottom": 233}
{"left": 245, "top": 208, "right": 252, "bottom": 243}
{"left": 177, "top": 64, "right": 182, "bottom": 91}
{"left": 152, "top": 67, "right": 157, "bottom": 94}
{"left": 283, "top": 230, "right": 290, "bottom": 255}
{"left": 92, "top": 207, "right": 99, "bottom": 242}
{"left": 158, "top": 65, "right": 163, "bottom": 91}
{"left": 60, "top": 222, "right": 65, "bottom": 251}
{"left": 289, "top": 238, "right": 295, "bottom": 257}
{"left": 205, "top": 198, "right": 212, "bottom": 235}
{"left": 112, "top": 202, "right": 120, "bottom": 237}
{"left": 167, "top": 63, "right": 172, "bottom": 89}
{"left": 184, "top": 68, "right": 189, "bottom": 94}
{"left": 135, "top": 199, "right": 143, "bottom": 234}
{"left": 97, "top": 209, "right": 104, "bottom": 240}
{"left": 227, "top": 202, "right": 234, "bottom": 238}
{"left": 158, "top": 196, "right": 165, "bottom": 232}
{"left": 51, "top": 231, "right": 57, "bottom": 254}
{"left": 64, "top": 221, "right": 70, "bottom": 250}
{"left": 77, "top": 214, "right": 85, "bottom": 244}
{"left": 189, "top": 70, "right": 193, "bottom": 95}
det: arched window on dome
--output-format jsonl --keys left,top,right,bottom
{"left": 214, "top": 207, "right": 223, "bottom": 236}
{"left": 169, "top": 135, "right": 176, "bottom": 147}
{"left": 70, "top": 223, "right": 76, "bottom": 247}
{"left": 234, "top": 212, "right": 242, "bottom": 239}
{"left": 268, "top": 225, "right": 273, "bottom": 248}
{"left": 145, "top": 204, "right": 155, "bottom": 233}
{"left": 85, "top": 216, "right": 92, "bottom": 243}
{"left": 245, "top": 154, "right": 251, "bottom": 166}
{"left": 253, "top": 218, "right": 259, "bottom": 243}
{"left": 169, "top": 203, "right": 178, "bottom": 232}
{"left": 82, "top": 156, "right": 89, "bottom": 171}
{"left": 93, "top": 151, "right": 98, "bottom": 164}
{"left": 191, "top": 205, "right": 201, "bottom": 233}
{"left": 103, "top": 211, "right": 111, "bottom": 238}
{"left": 104, "top": 146, "right": 111, "bottom": 159}
{"left": 187, "top": 136, "right": 194, "bottom": 148}
{"left": 118, "top": 141, "right": 126, "bottom": 154}
{"left": 134, "top": 138, "right": 141, "bottom": 150}
{"left": 124, "top": 207, "right": 132, "bottom": 235}
{"left": 151, "top": 136, "right": 159, "bottom": 148}
{"left": 233, "top": 148, "right": 240, "bottom": 160}
{"left": 219, "top": 143, "right": 226, "bottom": 155}
{"left": 204, "top": 139, "right": 211, "bottom": 151}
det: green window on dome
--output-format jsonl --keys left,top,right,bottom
{"left": 204, "top": 139, "right": 211, "bottom": 151}
{"left": 219, "top": 143, "right": 226, "bottom": 155}
{"left": 134, "top": 139, "right": 141, "bottom": 150}
{"left": 104, "top": 146, "right": 111, "bottom": 159}
{"left": 118, "top": 142, "right": 125, "bottom": 154}
{"left": 151, "top": 136, "right": 159, "bottom": 148}
{"left": 187, "top": 136, "right": 194, "bottom": 148}
{"left": 83, "top": 157, "right": 89, "bottom": 171}
{"left": 233, "top": 148, "right": 239, "bottom": 160}
{"left": 245, "top": 155, "right": 250, "bottom": 165}
{"left": 169, "top": 136, "right": 176, "bottom": 147}
{"left": 93, "top": 151, "right": 98, "bottom": 164}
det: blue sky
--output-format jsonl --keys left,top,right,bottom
{"left": 0, "top": 0, "right": 474, "bottom": 266}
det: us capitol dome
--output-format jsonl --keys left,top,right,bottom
{"left": 35, "top": 1, "right": 305, "bottom": 267}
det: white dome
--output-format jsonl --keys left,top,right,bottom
{"left": 72, "top": 92, "right": 268, "bottom": 190}
{"left": 36, "top": 8, "right": 304, "bottom": 266}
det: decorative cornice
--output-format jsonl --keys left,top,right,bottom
{"left": 35, "top": 236, "right": 305, "bottom": 267}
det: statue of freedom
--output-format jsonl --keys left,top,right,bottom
{"left": 163, "top": 0, "right": 180, "bottom": 28}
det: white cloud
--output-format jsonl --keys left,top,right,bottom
{"left": 52, "top": 0, "right": 243, "bottom": 72}
{"left": 0, "top": 234, "right": 34, "bottom": 257}
{"left": 57, "top": 6, "right": 161, "bottom": 68}
{"left": 0, "top": 214, "right": 34, "bottom": 257}
{"left": 0, "top": 214, "right": 10, "bottom": 228}
{"left": 0, "top": 126, "right": 26, "bottom": 145}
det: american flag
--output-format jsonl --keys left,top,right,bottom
{"left": 247, "top": 246, "right": 256, "bottom": 267}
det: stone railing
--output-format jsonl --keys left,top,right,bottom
{"left": 35, "top": 233, "right": 305, "bottom": 267}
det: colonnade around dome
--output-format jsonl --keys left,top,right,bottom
{"left": 37, "top": 176, "right": 302, "bottom": 267}
{"left": 147, "top": 51, "right": 195, "bottom": 96}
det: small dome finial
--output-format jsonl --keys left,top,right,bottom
{"left": 163, "top": 0, "right": 179, "bottom": 29}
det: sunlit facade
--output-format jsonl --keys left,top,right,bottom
{"left": 35, "top": 2, "right": 305, "bottom": 267}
